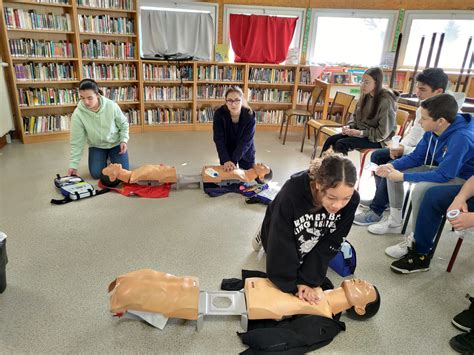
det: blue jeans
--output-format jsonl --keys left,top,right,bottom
{"left": 88, "top": 145, "right": 129, "bottom": 179}
{"left": 415, "top": 184, "right": 474, "bottom": 255}
{"left": 369, "top": 149, "right": 392, "bottom": 215}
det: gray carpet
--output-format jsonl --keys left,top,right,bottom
{"left": 0, "top": 131, "right": 471, "bottom": 354}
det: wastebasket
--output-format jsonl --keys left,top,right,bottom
{"left": 0, "top": 232, "right": 7, "bottom": 293}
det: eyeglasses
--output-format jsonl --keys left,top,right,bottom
{"left": 226, "top": 98, "right": 241, "bottom": 105}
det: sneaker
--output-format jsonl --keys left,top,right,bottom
{"left": 385, "top": 233, "right": 414, "bottom": 259}
{"left": 353, "top": 210, "right": 383, "bottom": 226}
{"left": 368, "top": 215, "right": 403, "bottom": 235}
{"left": 449, "top": 331, "right": 474, "bottom": 354}
{"left": 390, "top": 249, "right": 430, "bottom": 274}
{"left": 452, "top": 295, "right": 474, "bottom": 332}
{"left": 359, "top": 199, "right": 372, "bottom": 209}
{"left": 252, "top": 227, "right": 262, "bottom": 252}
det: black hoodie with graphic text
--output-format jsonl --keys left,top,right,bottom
{"left": 260, "top": 171, "right": 359, "bottom": 294}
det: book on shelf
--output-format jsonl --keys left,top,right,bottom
{"left": 101, "top": 86, "right": 138, "bottom": 101}
{"left": 248, "top": 67, "right": 294, "bottom": 84}
{"left": 78, "top": 15, "right": 134, "bottom": 34}
{"left": 145, "top": 108, "right": 192, "bottom": 124}
{"left": 123, "top": 109, "right": 140, "bottom": 125}
{"left": 197, "top": 84, "right": 237, "bottom": 100}
{"left": 18, "top": 87, "right": 78, "bottom": 106}
{"left": 78, "top": 0, "right": 134, "bottom": 10}
{"left": 23, "top": 113, "right": 71, "bottom": 134}
{"left": 254, "top": 110, "right": 284, "bottom": 125}
{"left": 197, "top": 107, "right": 215, "bottom": 123}
{"left": 82, "top": 63, "right": 137, "bottom": 80}
{"left": 248, "top": 88, "right": 292, "bottom": 103}
{"left": 14, "top": 62, "right": 76, "bottom": 81}
{"left": 4, "top": 8, "right": 72, "bottom": 31}
{"left": 296, "top": 89, "right": 311, "bottom": 104}
{"left": 9, "top": 39, "right": 74, "bottom": 58}
{"left": 214, "top": 44, "right": 229, "bottom": 62}
{"left": 142, "top": 64, "right": 193, "bottom": 81}
{"left": 81, "top": 40, "right": 135, "bottom": 59}
{"left": 197, "top": 65, "right": 242, "bottom": 82}
{"left": 144, "top": 86, "right": 192, "bottom": 101}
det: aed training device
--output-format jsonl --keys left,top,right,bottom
{"left": 51, "top": 174, "right": 109, "bottom": 205}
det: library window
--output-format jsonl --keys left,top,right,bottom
{"left": 223, "top": 5, "right": 305, "bottom": 63}
{"left": 401, "top": 12, "right": 474, "bottom": 70}
{"left": 306, "top": 10, "right": 397, "bottom": 67}
{"left": 139, "top": 2, "right": 218, "bottom": 60}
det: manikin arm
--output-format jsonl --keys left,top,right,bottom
{"left": 101, "top": 164, "right": 177, "bottom": 185}
{"left": 202, "top": 164, "right": 271, "bottom": 183}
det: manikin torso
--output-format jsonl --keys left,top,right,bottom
{"left": 202, "top": 163, "right": 270, "bottom": 183}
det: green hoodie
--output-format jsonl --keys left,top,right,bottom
{"left": 69, "top": 96, "right": 129, "bottom": 169}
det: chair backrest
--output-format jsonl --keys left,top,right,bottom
{"left": 396, "top": 109, "right": 411, "bottom": 138}
{"left": 327, "top": 91, "right": 355, "bottom": 124}
{"left": 345, "top": 99, "right": 358, "bottom": 122}
{"left": 306, "top": 85, "right": 323, "bottom": 115}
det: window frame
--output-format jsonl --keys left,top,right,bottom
{"left": 138, "top": 1, "right": 219, "bottom": 57}
{"left": 306, "top": 8, "right": 398, "bottom": 66}
{"left": 222, "top": 5, "right": 306, "bottom": 62}
{"left": 399, "top": 10, "right": 474, "bottom": 70}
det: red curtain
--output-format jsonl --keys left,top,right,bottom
{"left": 229, "top": 14, "right": 297, "bottom": 64}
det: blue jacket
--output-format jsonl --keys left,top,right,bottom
{"left": 213, "top": 106, "right": 256, "bottom": 165}
{"left": 392, "top": 113, "right": 474, "bottom": 183}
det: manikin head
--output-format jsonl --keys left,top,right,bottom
{"left": 78, "top": 79, "right": 103, "bottom": 111}
{"left": 100, "top": 163, "right": 124, "bottom": 187}
{"left": 225, "top": 86, "right": 244, "bottom": 117}
{"left": 253, "top": 163, "right": 273, "bottom": 184}
{"left": 360, "top": 67, "right": 383, "bottom": 96}
{"left": 308, "top": 154, "right": 357, "bottom": 214}
{"left": 415, "top": 68, "right": 448, "bottom": 101}
{"left": 342, "top": 279, "right": 380, "bottom": 319}
{"left": 419, "top": 94, "right": 458, "bottom": 135}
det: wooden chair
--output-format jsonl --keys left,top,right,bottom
{"left": 303, "top": 91, "right": 355, "bottom": 159}
{"left": 279, "top": 85, "right": 323, "bottom": 145}
{"left": 356, "top": 109, "right": 411, "bottom": 190}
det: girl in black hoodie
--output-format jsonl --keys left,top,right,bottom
{"left": 253, "top": 154, "right": 359, "bottom": 304}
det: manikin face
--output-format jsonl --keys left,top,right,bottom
{"left": 225, "top": 91, "right": 243, "bottom": 116}
{"left": 419, "top": 107, "right": 444, "bottom": 133}
{"left": 415, "top": 82, "right": 442, "bottom": 101}
{"left": 360, "top": 74, "right": 376, "bottom": 95}
{"left": 341, "top": 279, "right": 377, "bottom": 315}
{"left": 102, "top": 163, "right": 123, "bottom": 181}
{"left": 316, "top": 183, "right": 354, "bottom": 215}
{"left": 253, "top": 163, "right": 271, "bottom": 180}
{"left": 79, "top": 89, "right": 100, "bottom": 110}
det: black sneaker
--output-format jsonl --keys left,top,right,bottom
{"left": 450, "top": 331, "right": 474, "bottom": 354}
{"left": 453, "top": 295, "right": 474, "bottom": 332}
{"left": 390, "top": 249, "right": 430, "bottom": 274}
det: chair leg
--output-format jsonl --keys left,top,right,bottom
{"left": 428, "top": 215, "right": 447, "bottom": 259}
{"left": 300, "top": 121, "right": 308, "bottom": 152}
{"left": 307, "top": 123, "right": 311, "bottom": 139}
{"left": 356, "top": 151, "right": 369, "bottom": 191}
{"left": 312, "top": 128, "right": 321, "bottom": 160}
{"left": 447, "top": 237, "right": 464, "bottom": 272}
{"left": 282, "top": 115, "right": 291, "bottom": 145}
{"left": 401, "top": 201, "right": 411, "bottom": 235}
{"left": 279, "top": 116, "right": 286, "bottom": 139}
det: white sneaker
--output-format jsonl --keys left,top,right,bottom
{"left": 385, "top": 232, "right": 414, "bottom": 258}
{"left": 252, "top": 227, "right": 262, "bottom": 252}
{"left": 368, "top": 215, "right": 403, "bottom": 235}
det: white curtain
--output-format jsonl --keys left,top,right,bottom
{"left": 141, "top": 10, "right": 214, "bottom": 60}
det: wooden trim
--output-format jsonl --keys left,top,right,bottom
{"left": 0, "top": 134, "right": 7, "bottom": 149}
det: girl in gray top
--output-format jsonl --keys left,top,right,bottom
{"left": 321, "top": 67, "right": 398, "bottom": 155}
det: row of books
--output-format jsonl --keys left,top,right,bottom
{"left": 18, "top": 88, "right": 78, "bottom": 106}
{"left": 248, "top": 89, "right": 292, "bottom": 103}
{"left": 101, "top": 86, "right": 138, "bottom": 101}
{"left": 78, "top": 15, "right": 134, "bottom": 34}
{"left": 14, "top": 63, "right": 76, "bottom": 81}
{"left": 23, "top": 114, "right": 71, "bottom": 134}
{"left": 197, "top": 107, "right": 214, "bottom": 123}
{"left": 296, "top": 89, "right": 312, "bottom": 105}
{"left": 33, "top": 0, "right": 69, "bottom": 4}
{"left": 144, "top": 86, "right": 192, "bottom": 101}
{"left": 254, "top": 110, "right": 284, "bottom": 125}
{"left": 81, "top": 40, "right": 135, "bottom": 59}
{"left": 4, "top": 9, "right": 72, "bottom": 31}
{"left": 9, "top": 39, "right": 74, "bottom": 58}
{"left": 78, "top": 0, "right": 134, "bottom": 10}
{"left": 299, "top": 69, "right": 312, "bottom": 84}
{"left": 123, "top": 109, "right": 140, "bottom": 125}
{"left": 144, "top": 108, "right": 192, "bottom": 125}
{"left": 196, "top": 84, "right": 236, "bottom": 100}
{"left": 197, "top": 65, "right": 243, "bottom": 82}
{"left": 82, "top": 63, "right": 136, "bottom": 80}
{"left": 142, "top": 64, "right": 193, "bottom": 81}
{"left": 248, "top": 68, "right": 295, "bottom": 84}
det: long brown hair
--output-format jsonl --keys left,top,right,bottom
{"left": 360, "top": 67, "right": 385, "bottom": 119}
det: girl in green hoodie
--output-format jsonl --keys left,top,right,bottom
{"left": 68, "top": 79, "right": 129, "bottom": 179}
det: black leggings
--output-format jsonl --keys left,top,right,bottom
{"left": 321, "top": 133, "right": 382, "bottom": 155}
